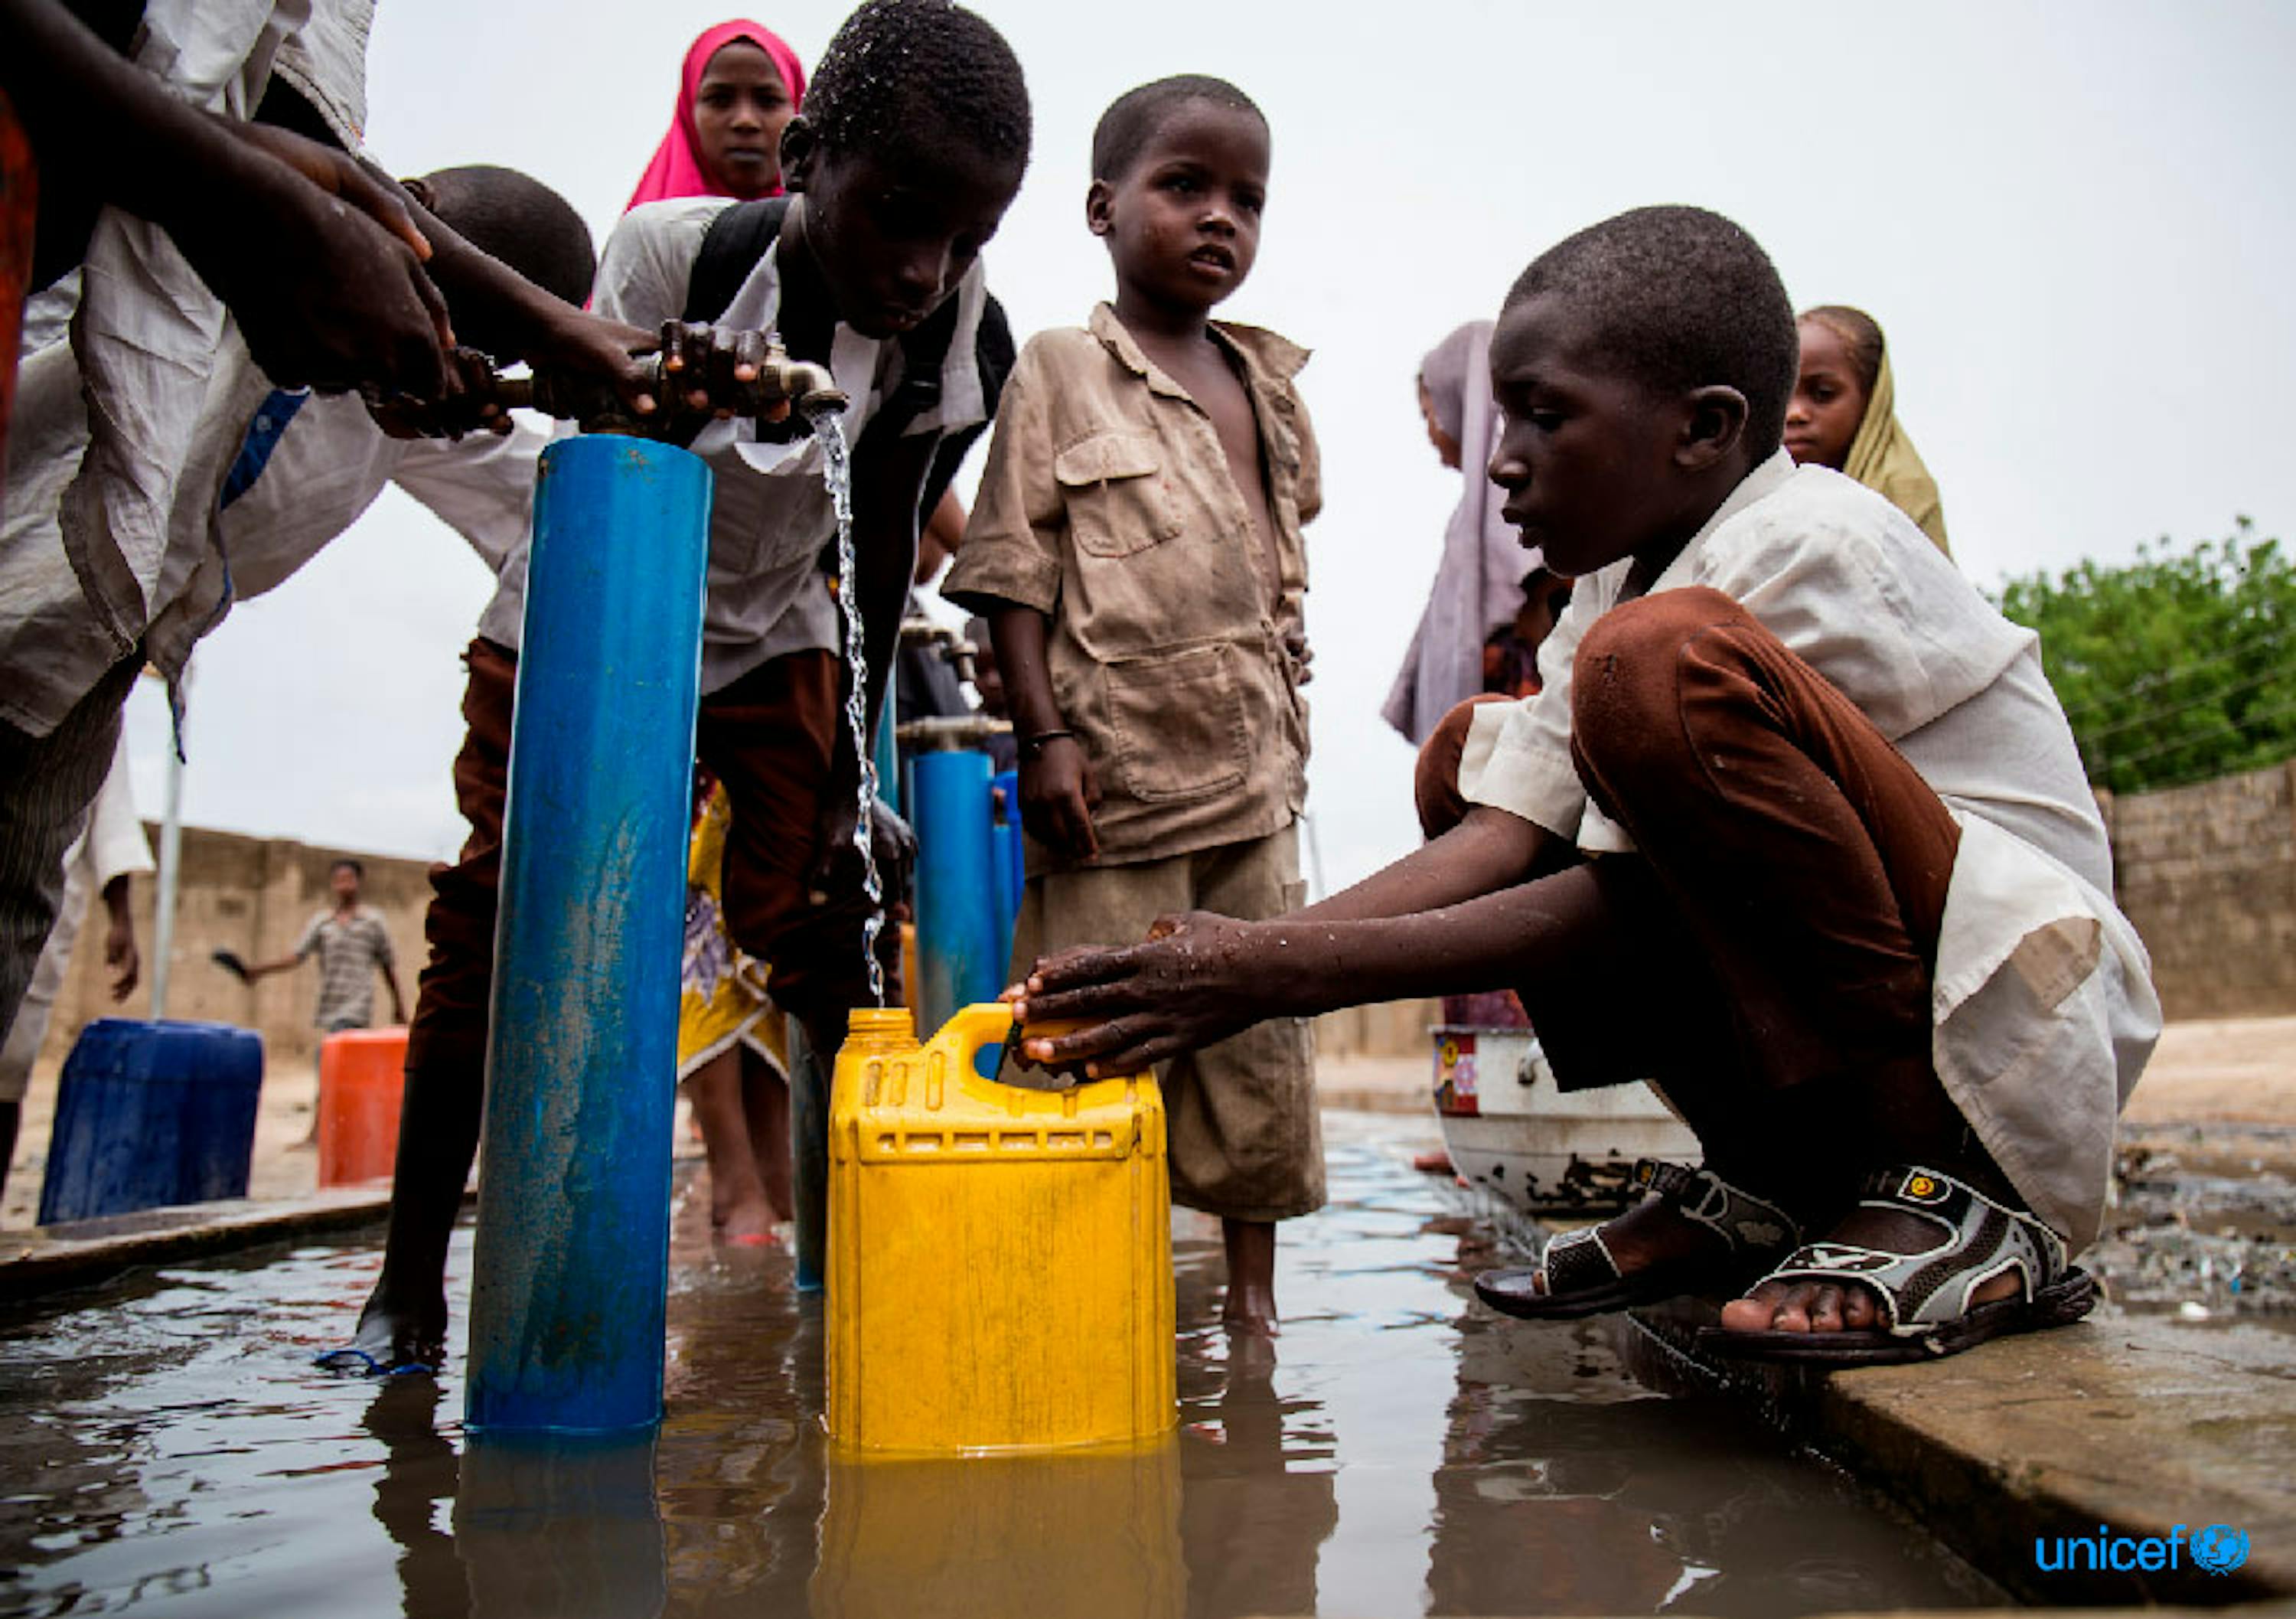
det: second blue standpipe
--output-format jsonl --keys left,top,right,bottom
{"left": 899, "top": 705, "right": 1019, "bottom": 1046}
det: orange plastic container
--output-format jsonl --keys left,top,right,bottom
{"left": 317, "top": 1027, "right": 408, "bottom": 1187}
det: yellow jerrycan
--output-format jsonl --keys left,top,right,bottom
{"left": 827, "top": 1003, "right": 1178, "bottom": 1454}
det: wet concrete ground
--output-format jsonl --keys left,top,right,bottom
{"left": 0, "top": 1115, "right": 2001, "bottom": 1618}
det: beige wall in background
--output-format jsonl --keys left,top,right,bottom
{"left": 1316, "top": 999, "right": 1439, "bottom": 1060}
{"left": 39, "top": 825, "right": 432, "bottom": 1071}
{"left": 2100, "top": 759, "right": 2296, "bottom": 1022}
{"left": 41, "top": 755, "right": 2286, "bottom": 1075}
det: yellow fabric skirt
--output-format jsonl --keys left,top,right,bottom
{"left": 678, "top": 781, "right": 787, "bottom": 1082}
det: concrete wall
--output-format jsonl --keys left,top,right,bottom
{"left": 1315, "top": 999, "right": 1439, "bottom": 1060}
{"left": 2102, "top": 759, "right": 2296, "bottom": 1021}
{"left": 34, "top": 818, "right": 1444, "bottom": 1069}
{"left": 38, "top": 826, "right": 433, "bottom": 1070}
{"left": 55, "top": 754, "right": 2281, "bottom": 1069}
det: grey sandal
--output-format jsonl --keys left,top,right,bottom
{"left": 1699, "top": 1165, "right": 2096, "bottom": 1364}
{"left": 1475, "top": 1159, "right": 1801, "bottom": 1320}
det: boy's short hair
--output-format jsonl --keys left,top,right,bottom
{"left": 804, "top": 0, "right": 1031, "bottom": 174}
{"left": 1091, "top": 75, "right": 1265, "bottom": 183}
{"left": 330, "top": 857, "right": 364, "bottom": 879}
{"left": 1505, "top": 205, "right": 1798, "bottom": 456}
{"left": 417, "top": 165, "right": 595, "bottom": 311}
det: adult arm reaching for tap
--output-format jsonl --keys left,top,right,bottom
{"left": 0, "top": 0, "right": 455, "bottom": 400}
{"left": 224, "top": 127, "right": 673, "bottom": 429}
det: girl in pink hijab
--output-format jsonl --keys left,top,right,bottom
{"left": 627, "top": 21, "right": 807, "bottom": 210}
{"left": 639, "top": 21, "right": 809, "bottom": 1242}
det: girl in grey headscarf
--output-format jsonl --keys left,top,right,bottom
{"left": 1381, "top": 319, "right": 1532, "bottom": 745}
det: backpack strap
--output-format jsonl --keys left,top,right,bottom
{"left": 681, "top": 197, "right": 1014, "bottom": 526}
{"left": 681, "top": 196, "right": 792, "bottom": 325}
{"left": 914, "top": 292, "right": 1015, "bottom": 521}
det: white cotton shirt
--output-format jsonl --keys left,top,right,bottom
{"left": 50, "top": 0, "right": 373, "bottom": 704}
{"left": 475, "top": 197, "right": 993, "bottom": 695}
{"left": 144, "top": 396, "right": 542, "bottom": 678}
{"left": 1, "top": 0, "right": 373, "bottom": 735}
{"left": 1457, "top": 451, "right": 2161, "bottom": 1252}
{"left": 1, "top": 344, "right": 540, "bottom": 733}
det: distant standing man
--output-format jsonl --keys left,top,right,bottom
{"left": 242, "top": 860, "right": 407, "bottom": 1038}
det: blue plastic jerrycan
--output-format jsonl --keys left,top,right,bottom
{"left": 38, "top": 1018, "right": 265, "bottom": 1225}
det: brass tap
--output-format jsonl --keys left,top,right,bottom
{"left": 493, "top": 328, "right": 848, "bottom": 431}
{"left": 893, "top": 714, "right": 1013, "bottom": 753}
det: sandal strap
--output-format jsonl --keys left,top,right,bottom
{"left": 1758, "top": 1164, "right": 2069, "bottom": 1337}
{"left": 1536, "top": 1225, "right": 1620, "bottom": 1296}
{"left": 1633, "top": 1159, "right": 1799, "bottom": 1255}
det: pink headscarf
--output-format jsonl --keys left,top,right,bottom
{"left": 625, "top": 21, "right": 807, "bottom": 212}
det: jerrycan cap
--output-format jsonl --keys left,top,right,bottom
{"left": 844, "top": 1007, "right": 916, "bottom": 1053}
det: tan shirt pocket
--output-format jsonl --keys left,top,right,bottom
{"left": 1100, "top": 644, "right": 1248, "bottom": 803}
{"left": 1053, "top": 432, "right": 1182, "bottom": 558}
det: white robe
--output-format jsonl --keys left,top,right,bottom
{"left": 1458, "top": 451, "right": 2161, "bottom": 1252}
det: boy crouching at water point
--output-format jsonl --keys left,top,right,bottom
{"left": 947, "top": 76, "right": 1322, "bottom": 1333}
{"left": 1013, "top": 206, "right": 2160, "bottom": 1364}
{"left": 331, "top": 0, "right": 1031, "bottom": 1376}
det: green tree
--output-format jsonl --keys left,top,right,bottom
{"left": 1994, "top": 519, "right": 2296, "bottom": 793}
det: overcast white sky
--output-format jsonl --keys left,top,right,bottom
{"left": 126, "top": 0, "right": 2296, "bottom": 892}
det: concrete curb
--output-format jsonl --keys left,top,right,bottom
{"left": 1466, "top": 1182, "right": 2296, "bottom": 1607}
{"left": 0, "top": 1183, "right": 447, "bottom": 1304}
{"left": 1619, "top": 1296, "right": 2296, "bottom": 1605}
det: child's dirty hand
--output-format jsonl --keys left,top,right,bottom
{"left": 527, "top": 311, "right": 661, "bottom": 422}
{"left": 1019, "top": 738, "right": 1100, "bottom": 863}
{"left": 1006, "top": 912, "right": 1261, "bottom": 1077}
{"left": 804, "top": 794, "right": 911, "bottom": 909}
{"left": 1284, "top": 628, "right": 1314, "bottom": 685}
{"left": 184, "top": 151, "right": 453, "bottom": 400}
{"left": 657, "top": 322, "right": 794, "bottom": 431}
{"left": 364, "top": 347, "right": 507, "bottom": 439}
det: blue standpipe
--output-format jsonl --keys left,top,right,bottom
{"left": 874, "top": 667, "right": 901, "bottom": 817}
{"left": 911, "top": 747, "right": 1001, "bottom": 1036}
{"left": 465, "top": 436, "right": 710, "bottom": 1437}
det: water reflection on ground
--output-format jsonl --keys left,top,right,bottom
{"left": 0, "top": 1115, "right": 2000, "bottom": 1617}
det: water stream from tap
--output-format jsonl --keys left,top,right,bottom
{"left": 810, "top": 405, "right": 886, "bottom": 1006}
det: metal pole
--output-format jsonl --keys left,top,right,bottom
{"left": 149, "top": 681, "right": 187, "bottom": 1020}
{"left": 465, "top": 435, "right": 710, "bottom": 1436}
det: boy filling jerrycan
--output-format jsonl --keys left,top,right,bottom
{"left": 827, "top": 1003, "right": 1178, "bottom": 1453}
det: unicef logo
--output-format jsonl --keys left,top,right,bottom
{"left": 2034, "top": 1522, "right": 2251, "bottom": 1577}
{"left": 2192, "top": 1524, "right": 2251, "bottom": 1577}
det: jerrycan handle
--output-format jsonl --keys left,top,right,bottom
{"left": 941, "top": 1001, "right": 1023, "bottom": 1072}
{"left": 941, "top": 1001, "right": 1096, "bottom": 1091}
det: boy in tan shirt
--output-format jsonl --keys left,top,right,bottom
{"left": 945, "top": 74, "right": 1320, "bottom": 1332}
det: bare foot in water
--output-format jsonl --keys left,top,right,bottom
{"left": 1221, "top": 1217, "right": 1279, "bottom": 1335}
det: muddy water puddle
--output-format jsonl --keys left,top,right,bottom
{"left": 0, "top": 1115, "right": 1998, "bottom": 1617}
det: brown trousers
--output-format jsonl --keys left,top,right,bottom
{"left": 404, "top": 638, "right": 880, "bottom": 1090}
{"left": 1419, "top": 587, "right": 1964, "bottom": 1200}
